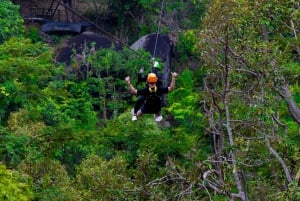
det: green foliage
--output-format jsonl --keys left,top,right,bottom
{"left": 70, "top": 46, "right": 151, "bottom": 120}
{"left": 166, "top": 0, "right": 207, "bottom": 29}
{"left": 17, "top": 158, "right": 77, "bottom": 201}
{"left": 3, "top": 0, "right": 300, "bottom": 200}
{"left": 0, "top": 130, "right": 31, "bottom": 168}
{"left": 89, "top": 0, "right": 207, "bottom": 42}
{"left": 0, "top": 37, "right": 58, "bottom": 124}
{"left": 0, "top": 0, "right": 24, "bottom": 44}
{"left": 46, "top": 80, "right": 97, "bottom": 129}
{"left": 197, "top": 0, "right": 300, "bottom": 199}
{"left": 97, "top": 111, "right": 197, "bottom": 166}
{"left": 74, "top": 154, "right": 133, "bottom": 200}
{"left": 176, "top": 30, "right": 197, "bottom": 61}
{"left": 25, "top": 27, "right": 42, "bottom": 43}
{"left": 0, "top": 164, "right": 33, "bottom": 201}
{"left": 168, "top": 70, "right": 212, "bottom": 162}
{"left": 168, "top": 70, "right": 204, "bottom": 131}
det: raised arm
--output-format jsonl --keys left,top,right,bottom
{"left": 168, "top": 72, "right": 178, "bottom": 92}
{"left": 125, "top": 76, "right": 138, "bottom": 95}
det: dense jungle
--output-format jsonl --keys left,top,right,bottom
{"left": 0, "top": 0, "right": 299, "bottom": 200}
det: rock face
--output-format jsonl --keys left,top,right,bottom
{"left": 56, "top": 31, "right": 122, "bottom": 65}
{"left": 130, "top": 33, "right": 174, "bottom": 87}
{"left": 56, "top": 32, "right": 174, "bottom": 87}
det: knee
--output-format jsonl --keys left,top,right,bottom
{"left": 137, "top": 110, "right": 143, "bottom": 117}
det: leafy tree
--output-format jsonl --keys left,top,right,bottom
{"left": 0, "top": 164, "right": 33, "bottom": 201}
{"left": 1, "top": 133, "right": 30, "bottom": 168}
{"left": 17, "top": 158, "right": 78, "bottom": 201}
{"left": 176, "top": 30, "right": 198, "bottom": 62}
{"left": 74, "top": 154, "right": 133, "bottom": 200}
{"left": 0, "top": 36, "right": 98, "bottom": 177}
{"left": 197, "top": 0, "right": 300, "bottom": 200}
{"left": 0, "top": 37, "right": 58, "bottom": 124}
{"left": 0, "top": 0, "right": 24, "bottom": 44}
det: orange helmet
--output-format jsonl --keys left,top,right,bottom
{"left": 147, "top": 73, "right": 158, "bottom": 83}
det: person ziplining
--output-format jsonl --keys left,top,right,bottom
{"left": 125, "top": 71, "right": 178, "bottom": 122}
{"left": 132, "top": 59, "right": 164, "bottom": 116}
{"left": 124, "top": 0, "right": 174, "bottom": 122}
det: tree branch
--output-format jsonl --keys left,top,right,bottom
{"left": 275, "top": 82, "right": 300, "bottom": 124}
{"left": 261, "top": 20, "right": 300, "bottom": 125}
{"left": 265, "top": 137, "right": 292, "bottom": 183}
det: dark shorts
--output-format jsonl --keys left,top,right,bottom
{"left": 141, "top": 102, "right": 161, "bottom": 114}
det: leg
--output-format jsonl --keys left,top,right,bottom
{"left": 134, "top": 96, "right": 146, "bottom": 114}
{"left": 136, "top": 104, "right": 148, "bottom": 119}
{"left": 144, "top": 101, "right": 163, "bottom": 122}
{"left": 136, "top": 109, "right": 143, "bottom": 118}
{"left": 132, "top": 96, "right": 145, "bottom": 121}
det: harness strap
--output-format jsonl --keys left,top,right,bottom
{"left": 149, "top": 86, "right": 157, "bottom": 93}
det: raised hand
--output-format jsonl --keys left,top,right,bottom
{"left": 125, "top": 76, "right": 131, "bottom": 84}
{"left": 171, "top": 72, "right": 178, "bottom": 78}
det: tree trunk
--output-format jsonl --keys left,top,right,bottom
{"left": 277, "top": 83, "right": 300, "bottom": 124}
{"left": 224, "top": 35, "right": 247, "bottom": 200}
{"left": 261, "top": 23, "right": 300, "bottom": 125}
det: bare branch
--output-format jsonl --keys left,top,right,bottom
{"left": 203, "top": 169, "right": 248, "bottom": 201}
{"left": 275, "top": 82, "right": 300, "bottom": 124}
{"left": 265, "top": 137, "right": 292, "bottom": 183}
{"left": 271, "top": 113, "right": 288, "bottom": 136}
{"left": 203, "top": 170, "right": 224, "bottom": 194}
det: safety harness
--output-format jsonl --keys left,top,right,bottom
{"left": 148, "top": 86, "right": 157, "bottom": 93}
{"left": 147, "top": 86, "right": 161, "bottom": 104}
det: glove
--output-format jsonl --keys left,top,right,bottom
{"left": 139, "top": 67, "right": 144, "bottom": 74}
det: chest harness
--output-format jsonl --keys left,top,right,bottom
{"left": 147, "top": 86, "right": 161, "bottom": 103}
{"left": 149, "top": 86, "right": 157, "bottom": 93}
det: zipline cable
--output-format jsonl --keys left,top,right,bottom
{"left": 55, "top": 0, "right": 141, "bottom": 56}
{"left": 152, "top": 0, "right": 165, "bottom": 61}
{"left": 57, "top": 0, "right": 166, "bottom": 64}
